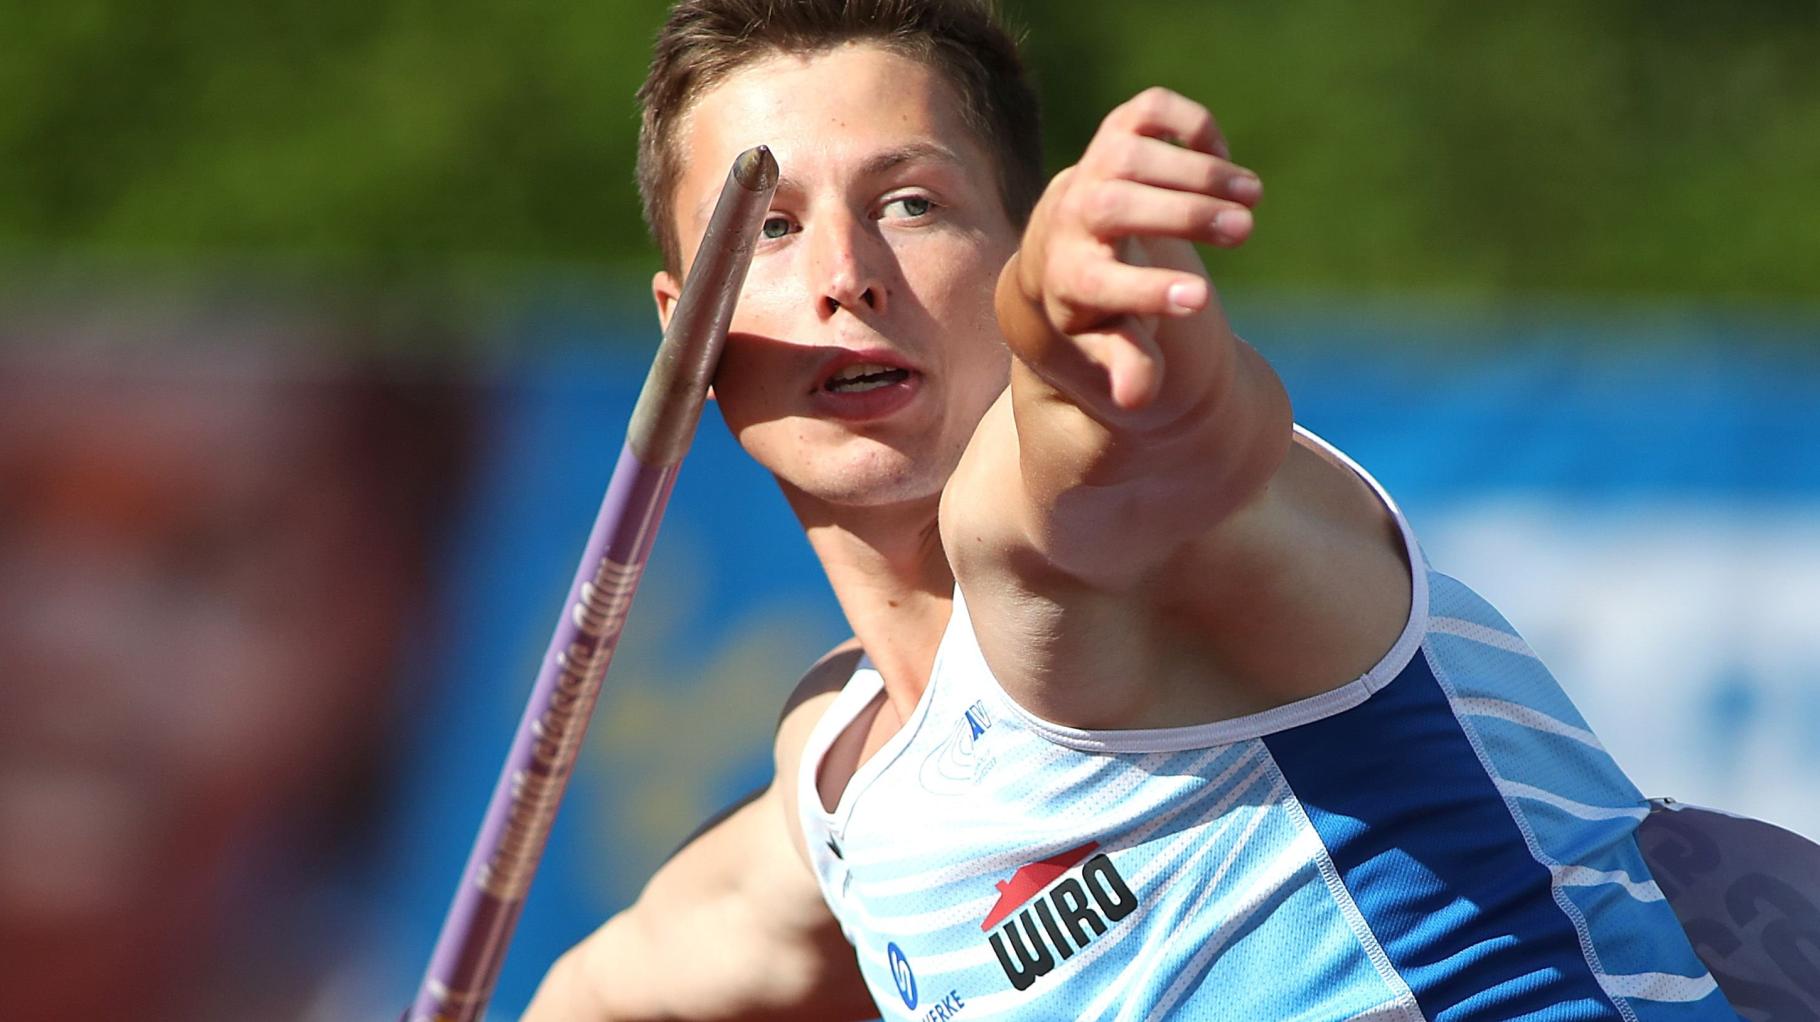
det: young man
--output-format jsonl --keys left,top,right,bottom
{"left": 529, "top": 1, "right": 1732, "bottom": 1018}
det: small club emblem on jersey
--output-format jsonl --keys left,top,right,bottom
{"left": 919, "top": 700, "right": 996, "bottom": 794}
{"left": 979, "top": 842, "right": 1138, "bottom": 991}
{"left": 964, "top": 702, "right": 991, "bottom": 740}
{"left": 887, "top": 941, "right": 918, "bottom": 1010}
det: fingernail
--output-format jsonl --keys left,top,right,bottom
{"left": 1167, "top": 280, "right": 1205, "bottom": 312}
{"left": 1213, "top": 208, "right": 1252, "bottom": 236}
{"left": 1228, "top": 174, "right": 1262, "bottom": 204}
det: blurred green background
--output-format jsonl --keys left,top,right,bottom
{"left": 4, "top": 0, "right": 1816, "bottom": 307}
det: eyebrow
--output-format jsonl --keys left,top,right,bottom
{"left": 851, "top": 141, "right": 968, "bottom": 180}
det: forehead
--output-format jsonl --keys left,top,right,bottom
{"left": 672, "top": 43, "right": 988, "bottom": 223}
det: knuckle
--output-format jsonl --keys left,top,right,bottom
{"left": 1097, "top": 105, "right": 1132, "bottom": 138}
{"left": 1108, "top": 136, "right": 1146, "bottom": 179}
{"left": 1078, "top": 183, "right": 1125, "bottom": 234}
{"left": 1043, "top": 258, "right": 1080, "bottom": 301}
{"left": 1187, "top": 107, "right": 1216, "bottom": 140}
{"left": 1177, "top": 198, "right": 1212, "bottom": 234}
{"left": 1137, "top": 86, "right": 1177, "bottom": 111}
{"left": 1064, "top": 261, "right": 1107, "bottom": 308}
{"left": 1111, "top": 87, "right": 1171, "bottom": 129}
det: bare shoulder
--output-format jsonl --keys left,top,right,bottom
{"left": 1148, "top": 430, "right": 1414, "bottom": 706}
{"left": 1190, "top": 431, "right": 1411, "bottom": 637}
{"left": 771, "top": 638, "right": 865, "bottom": 861}
{"left": 941, "top": 417, "right": 1413, "bottom": 727}
{"left": 775, "top": 637, "right": 863, "bottom": 767}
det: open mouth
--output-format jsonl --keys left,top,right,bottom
{"left": 823, "top": 363, "right": 912, "bottom": 394}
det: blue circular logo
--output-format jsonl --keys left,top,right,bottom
{"left": 886, "top": 941, "right": 917, "bottom": 1010}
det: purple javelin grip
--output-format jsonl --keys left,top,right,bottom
{"left": 403, "top": 145, "right": 779, "bottom": 1022}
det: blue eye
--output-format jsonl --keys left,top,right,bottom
{"left": 762, "top": 216, "right": 795, "bottom": 239}
{"left": 883, "top": 196, "right": 933, "bottom": 219}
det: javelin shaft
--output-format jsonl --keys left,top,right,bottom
{"left": 403, "top": 146, "right": 778, "bottom": 1022}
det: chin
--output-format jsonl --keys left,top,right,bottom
{"left": 784, "top": 444, "right": 953, "bottom": 511}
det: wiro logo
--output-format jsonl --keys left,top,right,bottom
{"left": 980, "top": 842, "right": 1137, "bottom": 991}
{"left": 887, "top": 941, "right": 918, "bottom": 1010}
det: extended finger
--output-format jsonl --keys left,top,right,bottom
{"left": 1088, "top": 135, "right": 1261, "bottom": 207}
{"left": 1076, "top": 179, "right": 1255, "bottom": 246}
{"left": 1050, "top": 255, "right": 1210, "bottom": 328}
{"left": 1105, "top": 87, "right": 1229, "bottom": 159}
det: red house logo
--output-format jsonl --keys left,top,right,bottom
{"left": 980, "top": 841, "right": 1138, "bottom": 991}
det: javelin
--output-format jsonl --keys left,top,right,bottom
{"left": 402, "top": 145, "right": 779, "bottom": 1022}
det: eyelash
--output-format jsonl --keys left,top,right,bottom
{"left": 880, "top": 195, "right": 936, "bottom": 220}
{"left": 761, "top": 215, "right": 797, "bottom": 240}
{"left": 756, "top": 194, "right": 939, "bottom": 242}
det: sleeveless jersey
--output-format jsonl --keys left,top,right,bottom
{"left": 795, "top": 429, "right": 1734, "bottom": 1022}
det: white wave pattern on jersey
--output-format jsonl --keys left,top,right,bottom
{"left": 795, "top": 430, "right": 1735, "bottom": 1021}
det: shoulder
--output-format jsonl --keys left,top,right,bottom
{"left": 771, "top": 638, "right": 865, "bottom": 861}
{"left": 775, "top": 637, "right": 865, "bottom": 762}
{"left": 942, "top": 424, "right": 1416, "bottom": 727}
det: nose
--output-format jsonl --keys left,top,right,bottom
{"left": 811, "top": 212, "right": 885, "bottom": 319}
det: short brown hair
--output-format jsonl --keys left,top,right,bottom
{"left": 637, "top": 0, "right": 1044, "bottom": 273}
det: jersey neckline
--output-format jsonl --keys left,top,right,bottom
{"left": 802, "top": 630, "right": 952, "bottom": 830}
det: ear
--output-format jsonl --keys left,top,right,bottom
{"left": 651, "top": 268, "right": 682, "bottom": 332}
{"left": 652, "top": 268, "right": 718, "bottom": 402}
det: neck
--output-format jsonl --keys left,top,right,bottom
{"left": 785, "top": 484, "right": 953, "bottom": 711}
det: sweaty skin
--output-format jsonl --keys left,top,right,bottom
{"left": 527, "top": 42, "right": 1407, "bottom": 1021}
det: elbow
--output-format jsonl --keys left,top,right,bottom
{"left": 1221, "top": 339, "right": 1294, "bottom": 511}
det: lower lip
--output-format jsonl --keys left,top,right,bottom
{"left": 810, "top": 372, "right": 922, "bottom": 422}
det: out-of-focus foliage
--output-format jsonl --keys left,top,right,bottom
{"left": 0, "top": 1, "right": 659, "bottom": 278}
{"left": 2, "top": 0, "right": 1816, "bottom": 304}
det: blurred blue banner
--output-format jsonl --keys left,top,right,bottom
{"left": 373, "top": 306, "right": 1820, "bottom": 1019}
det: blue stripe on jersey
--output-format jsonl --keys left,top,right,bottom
{"left": 1264, "top": 652, "right": 1622, "bottom": 1021}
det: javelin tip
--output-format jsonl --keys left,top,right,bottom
{"left": 733, "top": 145, "right": 778, "bottom": 192}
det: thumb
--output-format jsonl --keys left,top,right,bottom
{"left": 1085, "top": 322, "right": 1165, "bottom": 412}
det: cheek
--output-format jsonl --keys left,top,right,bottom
{"left": 732, "top": 248, "right": 807, "bottom": 321}
{"left": 906, "top": 228, "right": 1009, "bottom": 306}
{"left": 709, "top": 339, "right": 792, "bottom": 436}
{"left": 910, "top": 240, "right": 1010, "bottom": 349}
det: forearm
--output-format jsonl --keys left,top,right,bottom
{"left": 529, "top": 896, "right": 864, "bottom": 1022}
{"left": 525, "top": 912, "right": 645, "bottom": 1022}
{"left": 995, "top": 253, "right": 1291, "bottom": 578}
{"left": 523, "top": 781, "right": 869, "bottom": 1022}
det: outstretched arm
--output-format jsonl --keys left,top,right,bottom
{"left": 944, "top": 89, "right": 1410, "bottom": 724}
{"left": 971, "top": 87, "right": 1291, "bottom": 589}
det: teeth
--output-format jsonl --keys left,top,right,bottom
{"left": 825, "top": 363, "right": 909, "bottom": 393}
{"left": 833, "top": 363, "right": 892, "bottom": 382}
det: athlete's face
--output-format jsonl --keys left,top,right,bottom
{"left": 657, "top": 43, "right": 1019, "bottom": 510}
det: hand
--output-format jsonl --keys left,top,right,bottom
{"left": 999, "top": 88, "right": 1261, "bottom": 423}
